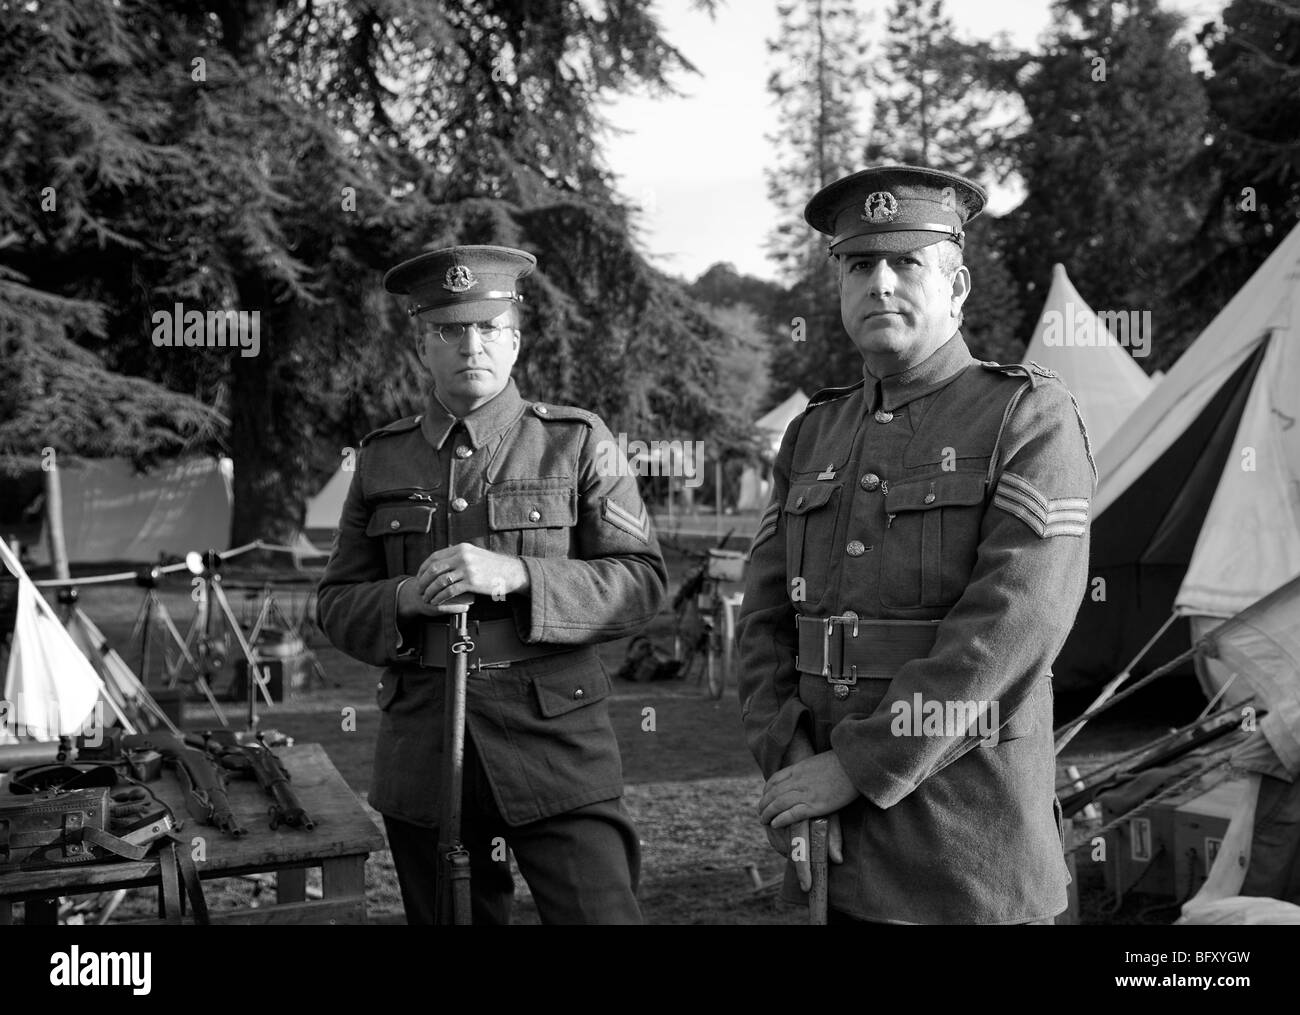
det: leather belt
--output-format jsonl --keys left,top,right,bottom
{"left": 420, "top": 617, "right": 570, "bottom": 670}
{"left": 795, "top": 614, "right": 940, "bottom": 686}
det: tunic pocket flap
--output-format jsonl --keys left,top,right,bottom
{"left": 365, "top": 504, "right": 435, "bottom": 536}
{"left": 884, "top": 472, "right": 986, "bottom": 513}
{"left": 488, "top": 488, "right": 577, "bottom": 529}
{"left": 785, "top": 482, "right": 838, "bottom": 515}
{"left": 532, "top": 668, "right": 609, "bottom": 717}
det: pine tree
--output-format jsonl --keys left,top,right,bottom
{"left": 0, "top": 0, "right": 741, "bottom": 544}
{"left": 1178, "top": 0, "right": 1300, "bottom": 335}
{"left": 765, "top": 0, "right": 871, "bottom": 282}
{"left": 0, "top": 270, "right": 222, "bottom": 475}
{"left": 864, "top": 0, "right": 1018, "bottom": 177}
{"left": 763, "top": 0, "right": 871, "bottom": 400}
{"left": 1001, "top": 0, "right": 1210, "bottom": 370}
{"left": 862, "top": 0, "right": 1025, "bottom": 361}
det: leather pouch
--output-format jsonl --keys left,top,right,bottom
{"left": 0, "top": 787, "right": 113, "bottom": 869}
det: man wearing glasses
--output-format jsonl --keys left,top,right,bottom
{"left": 318, "top": 245, "right": 667, "bottom": 924}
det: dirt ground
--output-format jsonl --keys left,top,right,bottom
{"left": 12, "top": 536, "right": 1205, "bottom": 925}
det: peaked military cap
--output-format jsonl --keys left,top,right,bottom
{"left": 804, "top": 165, "right": 987, "bottom": 255}
{"left": 383, "top": 244, "right": 537, "bottom": 323}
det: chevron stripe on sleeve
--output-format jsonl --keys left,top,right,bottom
{"left": 749, "top": 499, "right": 780, "bottom": 555}
{"left": 601, "top": 496, "right": 650, "bottom": 543}
{"left": 992, "top": 472, "right": 1089, "bottom": 538}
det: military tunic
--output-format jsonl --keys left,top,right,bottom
{"left": 317, "top": 379, "right": 667, "bottom": 830}
{"left": 737, "top": 333, "right": 1096, "bottom": 924}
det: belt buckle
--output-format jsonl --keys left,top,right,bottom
{"left": 823, "top": 613, "right": 860, "bottom": 699}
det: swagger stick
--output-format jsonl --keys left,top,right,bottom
{"left": 436, "top": 600, "right": 474, "bottom": 926}
{"left": 808, "top": 817, "right": 829, "bottom": 925}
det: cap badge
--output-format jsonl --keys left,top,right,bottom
{"left": 862, "top": 191, "right": 899, "bottom": 223}
{"left": 443, "top": 265, "right": 478, "bottom": 293}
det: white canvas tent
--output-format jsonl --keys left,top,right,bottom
{"left": 1056, "top": 223, "right": 1300, "bottom": 694}
{"left": 304, "top": 464, "right": 355, "bottom": 550}
{"left": 0, "top": 539, "right": 105, "bottom": 742}
{"left": 26, "top": 456, "right": 232, "bottom": 565}
{"left": 736, "top": 390, "right": 810, "bottom": 510}
{"left": 1023, "top": 264, "right": 1155, "bottom": 453}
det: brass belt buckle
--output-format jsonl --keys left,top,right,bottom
{"left": 824, "top": 613, "right": 860, "bottom": 700}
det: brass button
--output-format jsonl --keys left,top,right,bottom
{"left": 455, "top": 445, "right": 473, "bottom": 459}
{"left": 451, "top": 497, "right": 468, "bottom": 512}
{"left": 389, "top": 519, "right": 401, "bottom": 530}
{"left": 860, "top": 473, "right": 880, "bottom": 492}
{"left": 846, "top": 540, "right": 866, "bottom": 557}
{"left": 535, "top": 404, "right": 549, "bottom": 415}
{"left": 377, "top": 682, "right": 383, "bottom": 690}
{"left": 833, "top": 684, "right": 851, "bottom": 701}
{"left": 874, "top": 409, "right": 894, "bottom": 424}
{"left": 795, "top": 495, "right": 805, "bottom": 509}
{"left": 528, "top": 509, "right": 541, "bottom": 522}
{"left": 923, "top": 492, "right": 936, "bottom": 504}
{"left": 573, "top": 688, "right": 585, "bottom": 700}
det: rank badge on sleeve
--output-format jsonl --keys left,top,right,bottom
{"left": 750, "top": 500, "right": 780, "bottom": 555}
{"left": 602, "top": 497, "right": 650, "bottom": 543}
{"left": 993, "top": 472, "right": 1089, "bottom": 538}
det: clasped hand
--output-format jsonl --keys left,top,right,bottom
{"left": 397, "top": 543, "right": 530, "bottom": 618}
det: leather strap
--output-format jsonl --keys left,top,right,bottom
{"left": 796, "top": 615, "right": 940, "bottom": 682}
{"left": 157, "top": 837, "right": 210, "bottom": 925}
{"left": 82, "top": 826, "right": 151, "bottom": 862}
{"left": 420, "top": 617, "right": 571, "bottom": 669}
{"left": 159, "top": 841, "right": 182, "bottom": 923}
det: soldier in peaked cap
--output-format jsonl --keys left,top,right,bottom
{"left": 318, "top": 245, "right": 667, "bottom": 924}
{"left": 737, "top": 166, "right": 1096, "bottom": 923}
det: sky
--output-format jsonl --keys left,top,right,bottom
{"left": 599, "top": 0, "right": 1227, "bottom": 283}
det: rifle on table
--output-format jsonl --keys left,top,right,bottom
{"left": 120, "top": 732, "right": 246, "bottom": 837}
{"left": 192, "top": 730, "right": 315, "bottom": 831}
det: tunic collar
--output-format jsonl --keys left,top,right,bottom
{"left": 865, "top": 331, "right": 974, "bottom": 413}
{"left": 420, "top": 377, "right": 527, "bottom": 451}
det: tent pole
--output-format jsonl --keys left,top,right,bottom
{"left": 1055, "top": 611, "right": 1180, "bottom": 754}
{"left": 43, "top": 455, "right": 71, "bottom": 582}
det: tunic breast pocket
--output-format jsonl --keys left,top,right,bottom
{"left": 881, "top": 471, "right": 986, "bottom": 608}
{"left": 365, "top": 503, "right": 435, "bottom": 576}
{"left": 784, "top": 481, "right": 842, "bottom": 606}
{"left": 486, "top": 481, "right": 578, "bottom": 557}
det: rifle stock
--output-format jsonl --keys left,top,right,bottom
{"left": 808, "top": 818, "right": 829, "bottom": 925}
{"left": 121, "top": 733, "right": 246, "bottom": 837}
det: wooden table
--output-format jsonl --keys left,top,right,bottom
{"left": 0, "top": 743, "right": 385, "bottom": 925}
